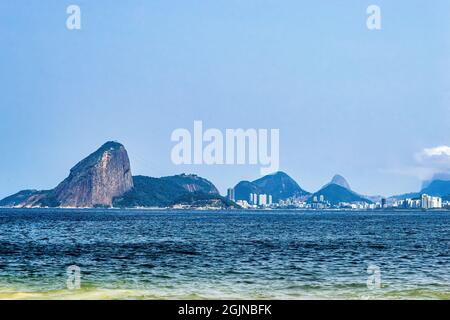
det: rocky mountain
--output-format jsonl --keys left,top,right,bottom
{"left": 161, "top": 174, "right": 219, "bottom": 194}
{"left": 308, "top": 175, "right": 372, "bottom": 205}
{"left": 421, "top": 173, "right": 450, "bottom": 189}
{"left": 324, "top": 174, "right": 351, "bottom": 190}
{"left": 234, "top": 181, "right": 261, "bottom": 202}
{"left": 390, "top": 178, "right": 450, "bottom": 201}
{"left": 308, "top": 183, "right": 372, "bottom": 205}
{"left": 113, "top": 174, "right": 233, "bottom": 208}
{"left": 112, "top": 175, "right": 186, "bottom": 208}
{"left": 52, "top": 141, "right": 133, "bottom": 207}
{"left": 1, "top": 141, "right": 134, "bottom": 208}
{"left": 170, "top": 192, "right": 237, "bottom": 209}
{"left": 0, "top": 142, "right": 233, "bottom": 209}
{"left": 0, "top": 189, "right": 43, "bottom": 207}
{"left": 420, "top": 180, "right": 450, "bottom": 197}
{"left": 234, "top": 171, "right": 310, "bottom": 203}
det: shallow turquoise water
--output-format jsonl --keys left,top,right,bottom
{"left": 0, "top": 209, "right": 449, "bottom": 299}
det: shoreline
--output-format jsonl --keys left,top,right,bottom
{"left": 1, "top": 286, "right": 449, "bottom": 300}
{"left": 0, "top": 207, "right": 449, "bottom": 213}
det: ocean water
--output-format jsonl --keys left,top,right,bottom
{"left": 0, "top": 208, "right": 449, "bottom": 300}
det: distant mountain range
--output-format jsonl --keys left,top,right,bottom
{"left": 234, "top": 171, "right": 310, "bottom": 203}
{"left": 421, "top": 180, "right": 450, "bottom": 197}
{"left": 234, "top": 171, "right": 450, "bottom": 206}
{"left": 421, "top": 173, "right": 450, "bottom": 189}
{"left": 0, "top": 142, "right": 235, "bottom": 209}
{"left": 233, "top": 172, "right": 373, "bottom": 205}
{"left": 307, "top": 175, "right": 373, "bottom": 205}
{"left": 390, "top": 179, "right": 450, "bottom": 201}
{"left": 1, "top": 141, "right": 450, "bottom": 209}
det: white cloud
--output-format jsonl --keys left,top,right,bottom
{"left": 418, "top": 145, "right": 450, "bottom": 157}
{"left": 415, "top": 145, "right": 450, "bottom": 171}
{"left": 384, "top": 146, "right": 450, "bottom": 182}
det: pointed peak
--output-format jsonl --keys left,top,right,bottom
{"left": 328, "top": 174, "right": 351, "bottom": 190}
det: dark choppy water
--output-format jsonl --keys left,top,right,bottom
{"left": 0, "top": 209, "right": 449, "bottom": 299}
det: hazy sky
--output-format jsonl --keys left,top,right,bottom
{"left": 1, "top": 0, "right": 450, "bottom": 198}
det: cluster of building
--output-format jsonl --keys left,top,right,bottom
{"left": 227, "top": 188, "right": 273, "bottom": 208}
{"left": 249, "top": 193, "right": 273, "bottom": 207}
{"left": 310, "top": 195, "right": 329, "bottom": 209}
{"left": 334, "top": 202, "right": 378, "bottom": 210}
{"left": 277, "top": 197, "right": 308, "bottom": 208}
{"left": 392, "top": 194, "right": 443, "bottom": 209}
{"left": 276, "top": 195, "right": 378, "bottom": 210}
{"left": 227, "top": 187, "right": 449, "bottom": 211}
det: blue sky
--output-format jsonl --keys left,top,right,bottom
{"left": 1, "top": 0, "right": 450, "bottom": 198}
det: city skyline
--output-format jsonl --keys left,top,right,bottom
{"left": 0, "top": 137, "right": 448, "bottom": 201}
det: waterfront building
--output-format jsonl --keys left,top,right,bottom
{"left": 420, "top": 194, "right": 442, "bottom": 209}
{"left": 227, "top": 188, "right": 235, "bottom": 201}
{"left": 246, "top": 193, "right": 274, "bottom": 207}
{"left": 236, "top": 200, "right": 250, "bottom": 209}
{"left": 258, "top": 194, "right": 267, "bottom": 206}
{"left": 249, "top": 193, "right": 258, "bottom": 205}
{"left": 421, "top": 194, "right": 430, "bottom": 209}
{"left": 402, "top": 198, "right": 421, "bottom": 209}
{"left": 430, "top": 196, "right": 442, "bottom": 209}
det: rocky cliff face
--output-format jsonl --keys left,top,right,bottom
{"left": 1, "top": 141, "right": 238, "bottom": 209}
{"left": 161, "top": 174, "right": 220, "bottom": 194}
{"left": 50, "top": 141, "right": 133, "bottom": 207}
{"left": 2, "top": 141, "right": 133, "bottom": 208}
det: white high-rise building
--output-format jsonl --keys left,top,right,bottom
{"left": 249, "top": 193, "right": 258, "bottom": 205}
{"left": 227, "top": 188, "right": 235, "bottom": 201}
{"left": 430, "top": 196, "right": 442, "bottom": 209}
{"left": 421, "top": 194, "right": 443, "bottom": 209}
{"left": 421, "top": 194, "right": 430, "bottom": 209}
{"left": 258, "top": 194, "right": 267, "bottom": 206}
